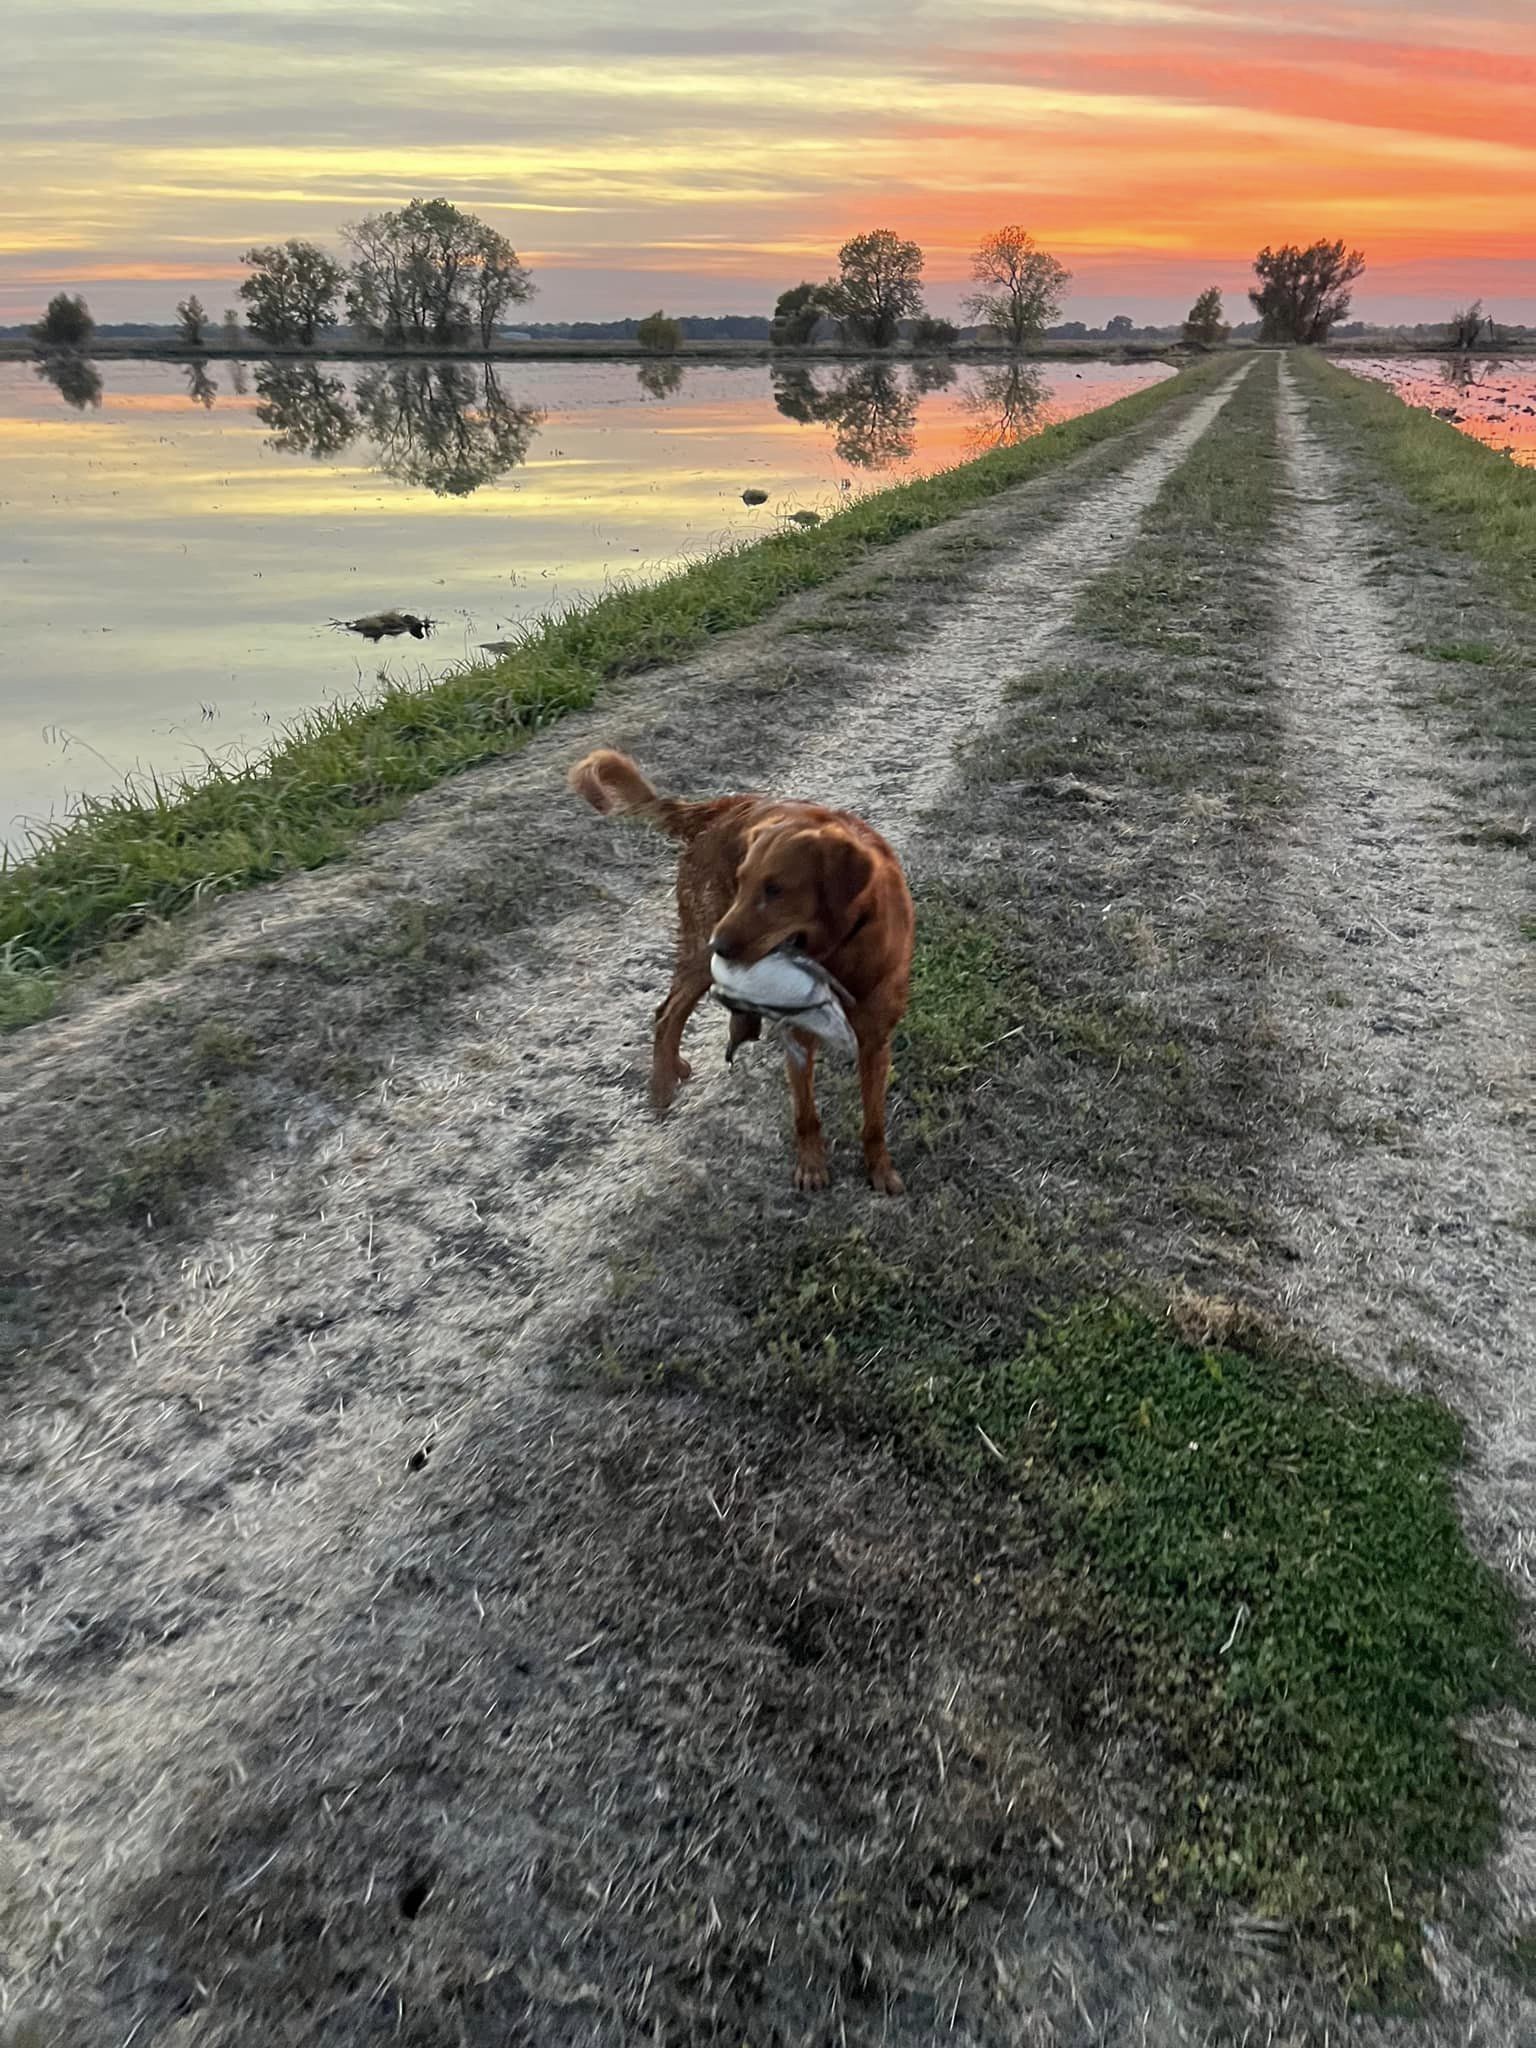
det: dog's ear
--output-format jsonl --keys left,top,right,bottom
{"left": 818, "top": 830, "right": 876, "bottom": 936}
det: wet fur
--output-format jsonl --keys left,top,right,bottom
{"left": 568, "top": 748, "right": 914, "bottom": 1194}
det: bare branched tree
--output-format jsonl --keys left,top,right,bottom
{"left": 963, "top": 227, "right": 1070, "bottom": 349}
{"left": 1447, "top": 300, "right": 1493, "bottom": 350}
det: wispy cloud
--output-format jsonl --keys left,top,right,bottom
{"left": 4, "top": 0, "right": 1533, "bottom": 320}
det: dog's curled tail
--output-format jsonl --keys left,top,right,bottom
{"left": 567, "top": 748, "right": 712, "bottom": 841}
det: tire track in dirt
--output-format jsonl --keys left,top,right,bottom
{"left": 1269, "top": 360, "right": 1536, "bottom": 2014}
{"left": 0, "top": 374, "right": 1248, "bottom": 2013}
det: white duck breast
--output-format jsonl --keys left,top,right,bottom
{"left": 710, "top": 949, "right": 858, "bottom": 1060}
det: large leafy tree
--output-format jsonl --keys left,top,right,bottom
{"left": 963, "top": 226, "right": 1070, "bottom": 348}
{"left": 769, "top": 282, "right": 830, "bottom": 347}
{"left": 826, "top": 229, "right": 925, "bottom": 349}
{"left": 470, "top": 223, "right": 534, "bottom": 350}
{"left": 346, "top": 199, "right": 532, "bottom": 348}
{"left": 1249, "top": 240, "right": 1365, "bottom": 344}
{"left": 175, "top": 295, "right": 209, "bottom": 346}
{"left": 636, "top": 310, "right": 682, "bottom": 353}
{"left": 32, "top": 293, "right": 94, "bottom": 348}
{"left": 1182, "top": 286, "right": 1229, "bottom": 349}
{"left": 239, "top": 241, "right": 345, "bottom": 346}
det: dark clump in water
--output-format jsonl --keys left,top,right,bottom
{"left": 333, "top": 610, "right": 436, "bottom": 643}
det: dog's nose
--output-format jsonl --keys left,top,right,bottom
{"left": 711, "top": 935, "right": 740, "bottom": 963}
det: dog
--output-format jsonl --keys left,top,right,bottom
{"left": 568, "top": 749, "right": 914, "bottom": 1194}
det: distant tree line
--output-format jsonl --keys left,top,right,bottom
{"left": 25, "top": 217, "right": 1530, "bottom": 361}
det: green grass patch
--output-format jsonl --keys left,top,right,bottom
{"left": 734, "top": 893, "right": 1527, "bottom": 1992}
{"left": 103, "top": 1085, "right": 243, "bottom": 1223}
{"left": 899, "top": 897, "right": 1183, "bottom": 1103}
{"left": 1417, "top": 639, "right": 1506, "bottom": 666}
{"left": 0, "top": 940, "right": 58, "bottom": 1031}
{"left": 0, "top": 358, "right": 1235, "bottom": 1017}
{"left": 757, "top": 1242, "right": 1525, "bottom": 1990}
{"left": 1075, "top": 355, "right": 1280, "bottom": 651}
{"left": 1295, "top": 353, "right": 1536, "bottom": 614}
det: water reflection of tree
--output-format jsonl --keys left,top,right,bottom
{"left": 254, "top": 363, "right": 359, "bottom": 457}
{"left": 33, "top": 351, "right": 103, "bottom": 410}
{"left": 635, "top": 358, "right": 686, "bottom": 400}
{"left": 1439, "top": 353, "right": 1503, "bottom": 393}
{"left": 909, "top": 356, "right": 957, "bottom": 395}
{"left": 961, "top": 358, "right": 1049, "bottom": 450}
{"left": 352, "top": 362, "right": 544, "bottom": 494}
{"left": 184, "top": 360, "right": 219, "bottom": 409}
{"left": 770, "top": 362, "right": 920, "bottom": 469}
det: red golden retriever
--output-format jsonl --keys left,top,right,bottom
{"left": 568, "top": 748, "right": 914, "bottom": 1194}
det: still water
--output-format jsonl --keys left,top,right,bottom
{"left": 2, "top": 353, "right": 1174, "bottom": 844}
{"left": 1339, "top": 356, "right": 1536, "bottom": 467}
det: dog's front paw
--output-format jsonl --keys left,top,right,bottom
{"left": 867, "top": 1159, "right": 905, "bottom": 1197}
{"left": 793, "top": 1154, "right": 831, "bottom": 1193}
{"left": 649, "top": 1057, "right": 692, "bottom": 1114}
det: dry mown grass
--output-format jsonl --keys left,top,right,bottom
{"left": 1289, "top": 352, "right": 1535, "bottom": 828}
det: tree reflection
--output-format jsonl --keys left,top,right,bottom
{"left": 909, "top": 355, "right": 958, "bottom": 395}
{"left": 961, "top": 358, "right": 1049, "bottom": 450}
{"left": 352, "top": 362, "right": 544, "bottom": 494}
{"left": 184, "top": 360, "right": 219, "bottom": 409}
{"left": 635, "top": 358, "right": 686, "bottom": 400}
{"left": 1439, "top": 353, "right": 1501, "bottom": 393}
{"left": 33, "top": 351, "right": 103, "bottom": 410}
{"left": 254, "top": 363, "right": 359, "bottom": 457}
{"left": 770, "top": 362, "right": 919, "bottom": 469}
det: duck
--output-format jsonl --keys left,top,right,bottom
{"left": 333, "top": 609, "right": 434, "bottom": 643}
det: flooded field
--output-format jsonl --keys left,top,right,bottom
{"left": 1338, "top": 355, "right": 1536, "bottom": 466}
{"left": 1, "top": 353, "right": 1173, "bottom": 843}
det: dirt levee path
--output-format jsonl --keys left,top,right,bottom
{"left": 1268, "top": 362, "right": 1536, "bottom": 1996}
{"left": 0, "top": 378, "right": 1246, "bottom": 2042}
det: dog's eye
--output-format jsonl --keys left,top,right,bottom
{"left": 761, "top": 881, "right": 781, "bottom": 902}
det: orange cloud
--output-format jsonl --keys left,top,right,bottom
{"left": 5, "top": 0, "right": 1534, "bottom": 321}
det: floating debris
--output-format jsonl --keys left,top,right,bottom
{"left": 740, "top": 487, "right": 769, "bottom": 506}
{"left": 332, "top": 609, "right": 435, "bottom": 643}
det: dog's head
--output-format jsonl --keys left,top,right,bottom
{"left": 710, "top": 817, "right": 875, "bottom": 967}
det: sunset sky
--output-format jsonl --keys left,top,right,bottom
{"left": 7, "top": 0, "right": 1534, "bottom": 327}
